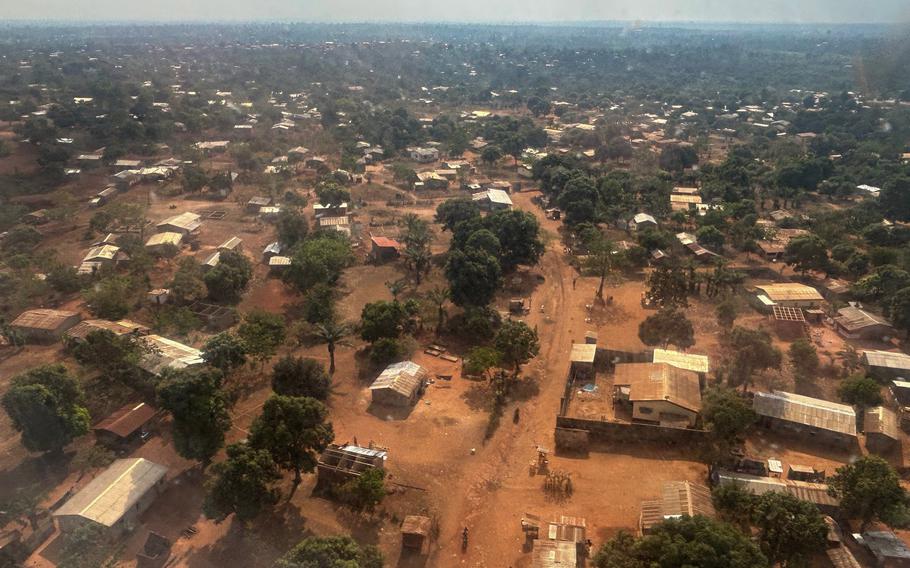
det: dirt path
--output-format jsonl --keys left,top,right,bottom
{"left": 431, "top": 191, "right": 580, "bottom": 567}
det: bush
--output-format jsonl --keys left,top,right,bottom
{"left": 369, "top": 337, "right": 406, "bottom": 368}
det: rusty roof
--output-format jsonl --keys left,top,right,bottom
{"left": 65, "top": 319, "right": 149, "bottom": 341}
{"left": 864, "top": 406, "right": 900, "bottom": 441}
{"left": 753, "top": 390, "right": 856, "bottom": 436}
{"left": 652, "top": 348, "right": 710, "bottom": 374}
{"left": 755, "top": 283, "right": 824, "bottom": 302}
{"left": 401, "top": 515, "right": 432, "bottom": 537}
{"left": 714, "top": 469, "right": 838, "bottom": 507}
{"left": 641, "top": 481, "right": 715, "bottom": 532}
{"left": 11, "top": 309, "right": 79, "bottom": 331}
{"left": 94, "top": 402, "right": 157, "bottom": 438}
{"left": 615, "top": 362, "right": 702, "bottom": 413}
{"left": 835, "top": 307, "right": 891, "bottom": 332}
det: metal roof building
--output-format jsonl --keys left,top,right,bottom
{"left": 369, "top": 361, "right": 428, "bottom": 407}
{"left": 713, "top": 469, "right": 838, "bottom": 509}
{"left": 834, "top": 307, "right": 893, "bottom": 339}
{"left": 54, "top": 458, "right": 167, "bottom": 534}
{"left": 753, "top": 391, "right": 857, "bottom": 447}
{"left": 155, "top": 212, "right": 201, "bottom": 235}
{"left": 138, "top": 335, "right": 204, "bottom": 376}
{"left": 754, "top": 283, "right": 824, "bottom": 306}
{"left": 652, "top": 348, "right": 709, "bottom": 375}
{"left": 10, "top": 309, "right": 81, "bottom": 342}
{"left": 864, "top": 406, "right": 900, "bottom": 455}
{"left": 64, "top": 319, "right": 149, "bottom": 343}
{"left": 94, "top": 402, "right": 157, "bottom": 446}
{"left": 639, "top": 481, "right": 715, "bottom": 534}
{"left": 863, "top": 350, "right": 910, "bottom": 379}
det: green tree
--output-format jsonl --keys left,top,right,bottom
{"left": 715, "top": 298, "right": 738, "bottom": 329}
{"left": 83, "top": 275, "right": 133, "bottom": 319}
{"left": 275, "top": 536, "right": 383, "bottom": 568}
{"left": 426, "top": 286, "right": 451, "bottom": 336}
{"left": 582, "top": 231, "right": 614, "bottom": 300}
{"left": 203, "top": 442, "right": 281, "bottom": 522}
{"left": 315, "top": 181, "right": 350, "bottom": 207}
{"left": 696, "top": 225, "right": 725, "bottom": 250}
{"left": 751, "top": 491, "right": 827, "bottom": 567}
{"left": 828, "top": 456, "right": 910, "bottom": 529}
{"left": 493, "top": 320, "right": 540, "bottom": 377}
{"left": 838, "top": 374, "right": 883, "bottom": 407}
{"left": 445, "top": 248, "right": 501, "bottom": 307}
{"left": 464, "top": 346, "right": 502, "bottom": 378}
{"left": 485, "top": 210, "right": 545, "bottom": 271}
{"left": 593, "top": 516, "right": 766, "bottom": 568}
{"left": 276, "top": 208, "right": 309, "bottom": 247}
{"left": 788, "top": 339, "right": 819, "bottom": 378}
{"left": 284, "top": 233, "right": 353, "bottom": 293}
{"left": 702, "top": 387, "right": 756, "bottom": 448}
{"left": 435, "top": 198, "right": 481, "bottom": 232}
{"left": 249, "top": 394, "right": 333, "bottom": 494}
{"left": 302, "top": 283, "right": 336, "bottom": 325}
{"left": 71, "top": 329, "right": 146, "bottom": 371}
{"left": 526, "top": 96, "right": 551, "bottom": 117}
{"left": 156, "top": 368, "right": 231, "bottom": 467}
{"left": 335, "top": 468, "right": 386, "bottom": 513}
{"left": 481, "top": 145, "right": 502, "bottom": 166}
{"left": 880, "top": 176, "right": 910, "bottom": 222}
{"left": 313, "top": 320, "right": 351, "bottom": 375}
{"left": 201, "top": 332, "right": 248, "bottom": 373}
{"left": 638, "top": 308, "right": 695, "bottom": 349}
{"left": 47, "top": 264, "right": 83, "bottom": 294}
{"left": 204, "top": 250, "right": 252, "bottom": 303}
{"left": 58, "top": 523, "right": 116, "bottom": 568}
{"left": 169, "top": 258, "right": 207, "bottom": 305}
{"left": 890, "top": 287, "right": 910, "bottom": 334}
{"left": 401, "top": 214, "right": 432, "bottom": 285}
{"left": 727, "top": 327, "right": 782, "bottom": 392}
{"left": 182, "top": 165, "right": 208, "bottom": 192}
{"left": 238, "top": 310, "right": 286, "bottom": 367}
{"left": 360, "top": 300, "right": 410, "bottom": 342}
{"left": 784, "top": 234, "right": 830, "bottom": 276}
{"left": 2, "top": 365, "right": 90, "bottom": 454}
{"left": 645, "top": 264, "right": 689, "bottom": 308}
{"left": 271, "top": 356, "right": 331, "bottom": 400}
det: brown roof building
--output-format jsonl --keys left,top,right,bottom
{"left": 834, "top": 307, "right": 894, "bottom": 340}
{"left": 614, "top": 362, "right": 702, "bottom": 427}
{"left": 64, "top": 319, "right": 149, "bottom": 343}
{"left": 753, "top": 390, "right": 857, "bottom": 448}
{"left": 639, "top": 481, "right": 716, "bottom": 535}
{"left": 94, "top": 402, "right": 157, "bottom": 447}
{"left": 864, "top": 406, "right": 900, "bottom": 455}
{"left": 10, "top": 309, "right": 81, "bottom": 342}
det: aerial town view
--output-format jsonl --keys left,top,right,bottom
{"left": 0, "top": 2, "right": 909, "bottom": 567}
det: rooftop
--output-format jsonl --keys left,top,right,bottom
{"left": 64, "top": 319, "right": 149, "bottom": 342}
{"left": 139, "top": 335, "right": 204, "bottom": 376}
{"left": 863, "top": 350, "right": 910, "bottom": 370}
{"left": 714, "top": 469, "right": 838, "bottom": 507}
{"left": 145, "top": 232, "right": 183, "bottom": 247}
{"left": 369, "top": 361, "right": 427, "bottom": 398}
{"left": 640, "top": 481, "right": 715, "bottom": 532}
{"left": 11, "top": 308, "right": 79, "bottom": 331}
{"left": 755, "top": 283, "right": 824, "bottom": 303}
{"left": 864, "top": 406, "right": 900, "bottom": 441}
{"left": 94, "top": 402, "right": 157, "bottom": 439}
{"left": 615, "top": 362, "right": 702, "bottom": 413}
{"left": 569, "top": 343, "right": 596, "bottom": 364}
{"left": 156, "top": 212, "right": 201, "bottom": 232}
{"left": 835, "top": 307, "right": 891, "bottom": 332}
{"left": 652, "top": 348, "right": 709, "bottom": 374}
{"left": 54, "top": 458, "right": 167, "bottom": 527}
{"left": 753, "top": 390, "right": 856, "bottom": 436}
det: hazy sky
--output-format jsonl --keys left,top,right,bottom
{"left": 2, "top": 0, "right": 909, "bottom": 24}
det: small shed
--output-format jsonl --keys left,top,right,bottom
{"left": 369, "top": 361, "right": 428, "bottom": 407}
{"left": 94, "top": 402, "right": 157, "bottom": 448}
{"left": 771, "top": 305, "right": 807, "bottom": 339}
{"left": 569, "top": 343, "right": 596, "bottom": 376}
{"left": 864, "top": 406, "right": 900, "bottom": 455}
{"left": 147, "top": 288, "right": 170, "bottom": 305}
{"left": 628, "top": 213, "right": 658, "bottom": 232}
{"left": 268, "top": 255, "right": 292, "bottom": 273}
{"left": 217, "top": 236, "right": 243, "bottom": 253}
{"left": 262, "top": 241, "right": 283, "bottom": 263}
{"left": 401, "top": 515, "right": 432, "bottom": 551}
{"left": 370, "top": 236, "right": 402, "bottom": 262}
{"left": 22, "top": 209, "right": 49, "bottom": 225}
{"left": 317, "top": 444, "right": 387, "bottom": 484}
{"left": 10, "top": 309, "right": 81, "bottom": 343}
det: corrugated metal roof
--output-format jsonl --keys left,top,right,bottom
{"left": 615, "top": 363, "right": 702, "bottom": 413}
{"left": 369, "top": 361, "right": 427, "bottom": 398}
{"left": 139, "top": 335, "right": 203, "bottom": 376}
{"left": 714, "top": 469, "right": 838, "bottom": 507}
{"left": 145, "top": 232, "right": 183, "bottom": 247}
{"left": 531, "top": 540, "right": 577, "bottom": 568}
{"left": 94, "top": 402, "right": 156, "bottom": 438}
{"left": 835, "top": 307, "right": 891, "bottom": 332}
{"left": 54, "top": 458, "right": 167, "bottom": 527}
{"left": 652, "top": 349, "right": 710, "bottom": 374}
{"left": 268, "top": 256, "right": 292, "bottom": 266}
{"left": 11, "top": 309, "right": 79, "bottom": 331}
{"left": 65, "top": 319, "right": 149, "bottom": 341}
{"left": 83, "top": 244, "right": 121, "bottom": 262}
{"left": 863, "top": 350, "right": 910, "bottom": 371}
{"left": 864, "top": 406, "right": 900, "bottom": 441}
{"left": 753, "top": 391, "right": 856, "bottom": 436}
{"left": 218, "top": 236, "right": 242, "bottom": 250}
{"left": 755, "top": 283, "right": 824, "bottom": 302}
{"left": 570, "top": 343, "right": 596, "bottom": 364}
{"left": 156, "top": 212, "right": 201, "bottom": 232}
{"left": 641, "top": 481, "right": 715, "bottom": 532}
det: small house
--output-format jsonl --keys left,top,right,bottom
{"left": 138, "top": 335, "right": 204, "bottom": 377}
{"left": 753, "top": 390, "right": 857, "bottom": 448}
{"left": 246, "top": 196, "right": 271, "bottom": 213}
{"left": 317, "top": 444, "right": 387, "bottom": 484}
{"left": 864, "top": 350, "right": 910, "bottom": 382}
{"left": 147, "top": 289, "right": 170, "bottom": 306}
{"left": 628, "top": 213, "right": 658, "bottom": 232}
{"left": 64, "top": 319, "right": 149, "bottom": 344}
{"left": 569, "top": 343, "right": 597, "bottom": 377}
{"left": 53, "top": 458, "right": 167, "bottom": 536}
{"left": 417, "top": 171, "right": 449, "bottom": 190}
{"left": 862, "top": 530, "right": 910, "bottom": 567}
{"left": 370, "top": 236, "right": 402, "bottom": 262}
{"left": 614, "top": 362, "right": 702, "bottom": 427}
{"left": 401, "top": 516, "right": 432, "bottom": 552}
{"left": 262, "top": 241, "right": 283, "bottom": 263}
{"left": 408, "top": 147, "right": 439, "bottom": 163}
{"left": 93, "top": 402, "right": 157, "bottom": 448}
{"left": 82, "top": 244, "right": 129, "bottom": 268}
{"left": 754, "top": 283, "right": 824, "bottom": 308}
{"left": 471, "top": 188, "right": 512, "bottom": 211}
{"left": 155, "top": 212, "right": 201, "bottom": 235}
{"left": 268, "top": 255, "right": 292, "bottom": 273}
{"left": 864, "top": 406, "right": 900, "bottom": 455}
{"left": 639, "top": 481, "right": 715, "bottom": 535}
{"left": 834, "top": 307, "right": 894, "bottom": 340}
{"left": 145, "top": 232, "right": 183, "bottom": 254}
{"left": 369, "top": 361, "right": 428, "bottom": 407}
{"left": 10, "top": 309, "right": 81, "bottom": 343}
{"left": 217, "top": 236, "right": 243, "bottom": 253}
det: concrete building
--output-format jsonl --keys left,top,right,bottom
{"left": 614, "top": 362, "right": 702, "bottom": 427}
{"left": 369, "top": 361, "right": 428, "bottom": 407}
{"left": 471, "top": 188, "right": 512, "bottom": 211}
{"left": 753, "top": 390, "right": 857, "bottom": 448}
{"left": 408, "top": 146, "right": 439, "bottom": 163}
{"left": 53, "top": 458, "right": 167, "bottom": 536}
{"left": 10, "top": 309, "right": 81, "bottom": 343}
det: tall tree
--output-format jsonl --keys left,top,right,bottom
{"left": 485, "top": 210, "right": 545, "bottom": 271}
{"left": 156, "top": 368, "right": 231, "bottom": 467}
{"left": 638, "top": 308, "right": 695, "bottom": 349}
{"left": 828, "top": 456, "right": 910, "bottom": 529}
{"left": 275, "top": 536, "right": 383, "bottom": 568}
{"left": 645, "top": 264, "right": 689, "bottom": 308}
{"left": 276, "top": 208, "right": 309, "bottom": 248}
{"left": 313, "top": 320, "right": 351, "bottom": 375}
{"left": 435, "top": 198, "right": 481, "bottom": 232}
{"left": 702, "top": 387, "right": 756, "bottom": 449}
{"left": 445, "top": 248, "right": 501, "bottom": 307}
{"left": 203, "top": 442, "right": 281, "bottom": 522}
{"left": 2, "top": 365, "right": 90, "bottom": 454}
{"left": 727, "top": 326, "right": 782, "bottom": 392}
{"left": 750, "top": 491, "right": 827, "bottom": 568}
{"left": 271, "top": 356, "right": 331, "bottom": 400}
{"left": 493, "top": 320, "right": 540, "bottom": 377}
{"left": 201, "top": 332, "right": 248, "bottom": 374}
{"left": 788, "top": 339, "right": 820, "bottom": 378}
{"left": 238, "top": 310, "right": 286, "bottom": 368}
{"left": 426, "top": 287, "right": 451, "bottom": 336}
{"left": 283, "top": 233, "right": 353, "bottom": 293}
{"left": 784, "top": 234, "right": 830, "bottom": 276}
{"left": 401, "top": 214, "right": 432, "bottom": 285}
{"left": 204, "top": 250, "right": 252, "bottom": 303}
{"left": 249, "top": 395, "right": 333, "bottom": 494}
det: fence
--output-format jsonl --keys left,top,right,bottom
{"left": 555, "top": 415, "right": 710, "bottom": 452}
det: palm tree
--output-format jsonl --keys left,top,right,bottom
{"left": 314, "top": 320, "right": 351, "bottom": 375}
{"left": 426, "top": 287, "right": 450, "bottom": 336}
